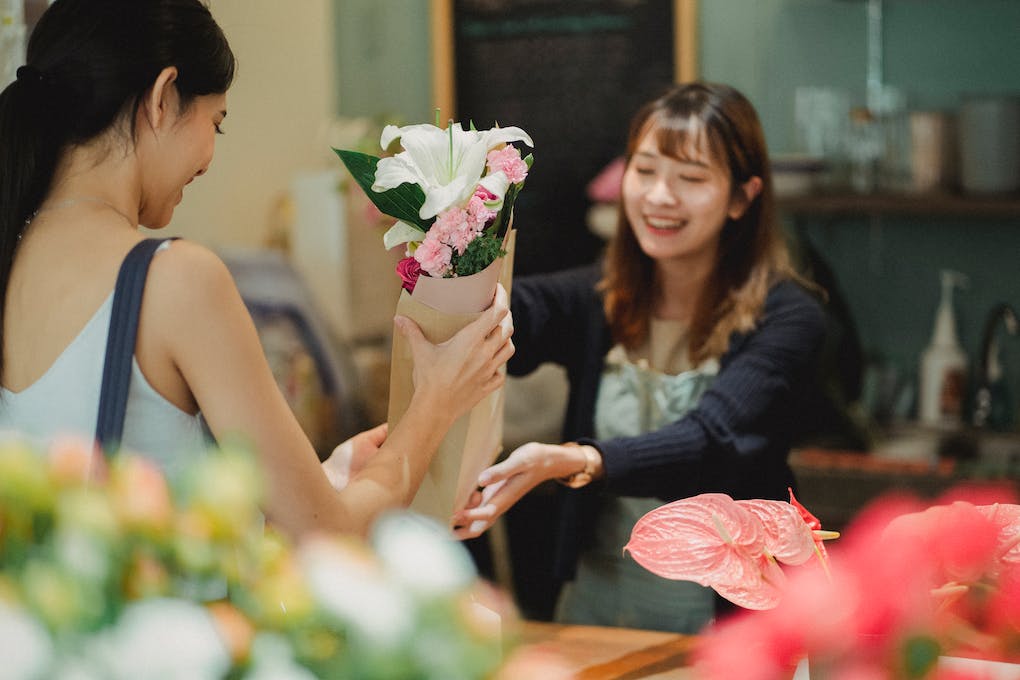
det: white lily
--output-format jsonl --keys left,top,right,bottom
{"left": 382, "top": 220, "right": 427, "bottom": 251}
{"left": 373, "top": 122, "right": 533, "bottom": 220}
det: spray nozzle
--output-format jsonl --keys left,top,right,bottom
{"left": 939, "top": 269, "right": 968, "bottom": 299}
{"left": 930, "top": 269, "right": 968, "bottom": 348}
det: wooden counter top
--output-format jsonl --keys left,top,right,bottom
{"left": 513, "top": 621, "right": 697, "bottom": 679}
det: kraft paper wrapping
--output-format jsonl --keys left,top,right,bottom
{"left": 387, "top": 230, "right": 516, "bottom": 522}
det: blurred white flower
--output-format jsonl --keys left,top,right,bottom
{"left": 0, "top": 603, "right": 53, "bottom": 680}
{"left": 300, "top": 537, "right": 412, "bottom": 648}
{"left": 372, "top": 512, "right": 477, "bottom": 598}
{"left": 93, "top": 598, "right": 230, "bottom": 680}
{"left": 54, "top": 527, "right": 110, "bottom": 583}
{"left": 242, "top": 633, "right": 318, "bottom": 680}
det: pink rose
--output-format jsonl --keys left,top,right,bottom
{"left": 395, "top": 256, "right": 421, "bottom": 293}
{"left": 414, "top": 233, "right": 453, "bottom": 278}
{"left": 486, "top": 146, "right": 528, "bottom": 184}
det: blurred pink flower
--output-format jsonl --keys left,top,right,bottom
{"left": 587, "top": 156, "right": 626, "bottom": 203}
{"left": 111, "top": 457, "right": 173, "bottom": 531}
{"left": 693, "top": 490, "right": 1020, "bottom": 679}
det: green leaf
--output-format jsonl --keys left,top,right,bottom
{"left": 900, "top": 636, "right": 941, "bottom": 678}
{"left": 489, "top": 178, "right": 525, "bottom": 238}
{"left": 333, "top": 149, "right": 430, "bottom": 231}
{"left": 454, "top": 234, "right": 505, "bottom": 277}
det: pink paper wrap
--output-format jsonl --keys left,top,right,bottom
{"left": 387, "top": 230, "right": 516, "bottom": 522}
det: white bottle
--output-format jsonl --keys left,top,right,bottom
{"left": 918, "top": 270, "right": 968, "bottom": 428}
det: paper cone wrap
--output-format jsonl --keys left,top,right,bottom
{"left": 387, "top": 230, "right": 516, "bottom": 521}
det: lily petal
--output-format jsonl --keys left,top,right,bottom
{"left": 481, "top": 126, "right": 534, "bottom": 149}
{"left": 477, "top": 172, "right": 511, "bottom": 209}
{"left": 373, "top": 152, "right": 428, "bottom": 192}
{"left": 382, "top": 221, "right": 427, "bottom": 251}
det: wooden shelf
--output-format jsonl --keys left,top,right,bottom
{"left": 777, "top": 192, "right": 1020, "bottom": 219}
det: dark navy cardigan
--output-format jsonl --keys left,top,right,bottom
{"left": 508, "top": 264, "right": 826, "bottom": 578}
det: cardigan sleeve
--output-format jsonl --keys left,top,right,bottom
{"left": 508, "top": 264, "right": 603, "bottom": 377}
{"left": 594, "top": 281, "right": 826, "bottom": 500}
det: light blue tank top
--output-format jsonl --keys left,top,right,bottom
{"left": 0, "top": 288, "right": 209, "bottom": 478}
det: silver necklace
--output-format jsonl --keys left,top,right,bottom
{"left": 21, "top": 195, "right": 137, "bottom": 240}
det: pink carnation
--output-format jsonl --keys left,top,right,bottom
{"left": 432, "top": 206, "right": 468, "bottom": 242}
{"left": 466, "top": 195, "right": 497, "bottom": 229}
{"left": 433, "top": 206, "right": 483, "bottom": 255}
{"left": 473, "top": 186, "right": 498, "bottom": 203}
{"left": 395, "top": 256, "right": 421, "bottom": 293}
{"left": 414, "top": 233, "right": 453, "bottom": 277}
{"left": 486, "top": 146, "right": 528, "bottom": 184}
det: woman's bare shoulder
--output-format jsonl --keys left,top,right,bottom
{"left": 143, "top": 239, "right": 238, "bottom": 304}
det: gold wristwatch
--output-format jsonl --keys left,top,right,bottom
{"left": 556, "top": 442, "right": 600, "bottom": 489}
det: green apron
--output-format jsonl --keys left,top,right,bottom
{"left": 556, "top": 341, "right": 719, "bottom": 633}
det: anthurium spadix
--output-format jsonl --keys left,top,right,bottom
{"left": 373, "top": 122, "right": 533, "bottom": 220}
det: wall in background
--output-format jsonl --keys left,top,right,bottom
{"left": 165, "top": 0, "right": 338, "bottom": 249}
{"left": 699, "top": 0, "right": 1020, "bottom": 414}
{"left": 333, "top": 0, "right": 432, "bottom": 123}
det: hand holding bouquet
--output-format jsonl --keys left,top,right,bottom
{"left": 335, "top": 119, "right": 534, "bottom": 520}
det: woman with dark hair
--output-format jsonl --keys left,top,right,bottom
{"left": 454, "top": 82, "right": 825, "bottom": 633}
{"left": 0, "top": 0, "right": 513, "bottom": 539}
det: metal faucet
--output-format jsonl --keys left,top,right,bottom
{"left": 972, "top": 303, "right": 1019, "bottom": 429}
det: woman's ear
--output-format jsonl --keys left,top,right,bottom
{"left": 140, "top": 66, "right": 180, "bottom": 133}
{"left": 727, "top": 175, "right": 763, "bottom": 220}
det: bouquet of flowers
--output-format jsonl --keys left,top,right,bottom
{"left": 0, "top": 438, "right": 509, "bottom": 679}
{"left": 632, "top": 487, "right": 1020, "bottom": 679}
{"left": 334, "top": 119, "right": 533, "bottom": 521}
{"left": 336, "top": 119, "right": 532, "bottom": 299}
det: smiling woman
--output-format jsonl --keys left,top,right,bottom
{"left": 452, "top": 82, "right": 827, "bottom": 635}
{"left": 0, "top": 0, "right": 514, "bottom": 542}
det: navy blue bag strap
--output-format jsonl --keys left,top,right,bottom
{"left": 95, "top": 238, "right": 177, "bottom": 456}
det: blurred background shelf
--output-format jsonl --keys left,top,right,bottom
{"left": 779, "top": 192, "right": 1020, "bottom": 219}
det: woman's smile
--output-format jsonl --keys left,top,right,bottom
{"left": 643, "top": 215, "right": 688, "bottom": 231}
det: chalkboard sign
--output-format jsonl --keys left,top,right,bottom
{"left": 432, "top": 0, "right": 697, "bottom": 275}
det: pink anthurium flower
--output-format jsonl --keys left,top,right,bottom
{"left": 975, "top": 503, "right": 1020, "bottom": 569}
{"left": 735, "top": 498, "right": 816, "bottom": 566}
{"left": 788, "top": 488, "right": 840, "bottom": 565}
{"left": 625, "top": 493, "right": 781, "bottom": 610}
{"left": 625, "top": 492, "right": 840, "bottom": 611}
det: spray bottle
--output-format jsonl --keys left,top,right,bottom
{"left": 918, "top": 270, "right": 968, "bottom": 428}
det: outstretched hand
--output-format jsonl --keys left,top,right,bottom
{"left": 451, "top": 441, "right": 590, "bottom": 540}
{"left": 321, "top": 423, "right": 388, "bottom": 491}
{"left": 394, "top": 283, "right": 514, "bottom": 423}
